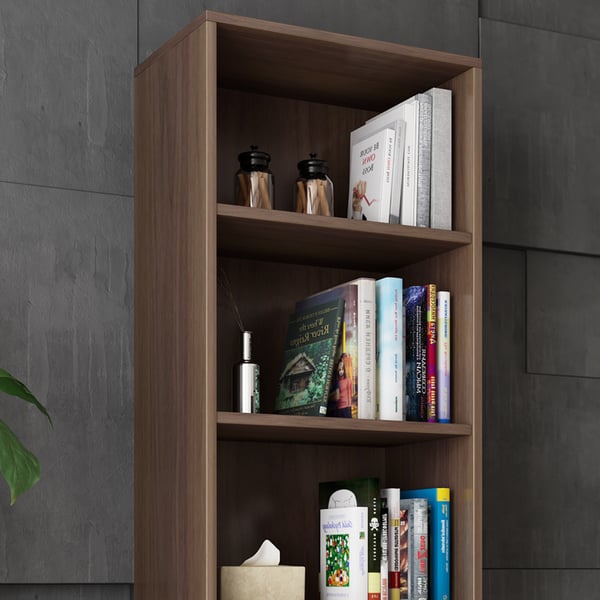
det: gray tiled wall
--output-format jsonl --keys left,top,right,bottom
{"left": 2, "top": 1, "right": 599, "bottom": 598}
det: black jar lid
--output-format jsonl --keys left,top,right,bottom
{"left": 297, "top": 153, "right": 328, "bottom": 177}
{"left": 238, "top": 145, "right": 271, "bottom": 170}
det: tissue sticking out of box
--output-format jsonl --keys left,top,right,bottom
{"left": 241, "top": 539, "right": 280, "bottom": 566}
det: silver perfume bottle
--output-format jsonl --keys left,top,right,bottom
{"left": 233, "top": 331, "right": 260, "bottom": 413}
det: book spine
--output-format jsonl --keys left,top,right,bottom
{"left": 358, "top": 278, "right": 377, "bottom": 420}
{"left": 381, "top": 488, "right": 402, "bottom": 600}
{"left": 388, "top": 120, "right": 406, "bottom": 224}
{"left": 400, "top": 101, "right": 418, "bottom": 226}
{"left": 436, "top": 291, "right": 451, "bottom": 423}
{"left": 376, "top": 277, "right": 404, "bottom": 421}
{"left": 426, "top": 88, "right": 452, "bottom": 231}
{"left": 426, "top": 283, "right": 437, "bottom": 422}
{"left": 381, "top": 501, "right": 389, "bottom": 600}
{"left": 401, "top": 498, "right": 428, "bottom": 600}
{"left": 415, "top": 94, "right": 432, "bottom": 228}
{"left": 404, "top": 286, "right": 427, "bottom": 421}
{"left": 399, "top": 508, "right": 408, "bottom": 600}
{"left": 402, "top": 488, "right": 450, "bottom": 600}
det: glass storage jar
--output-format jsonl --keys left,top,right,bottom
{"left": 295, "top": 154, "right": 334, "bottom": 216}
{"left": 235, "top": 146, "right": 274, "bottom": 209}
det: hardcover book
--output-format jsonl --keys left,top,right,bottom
{"left": 300, "top": 277, "right": 376, "bottom": 419}
{"left": 425, "top": 87, "right": 452, "bottom": 231}
{"left": 415, "top": 93, "right": 432, "bottom": 228}
{"left": 376, "top": 277, "right": 404, "bottom": 421}
{"left": 436, "top": 291, "right": 451, "bottom": 423}
{"left": 402, "top": 488, "right": 450, "bottom": 600}
{"left": 347, "top": 127, "right": 396, "bottom": 223}
{"left": 320, "top": 477, "right": 381, "bottom": 600}
{"left": 367, "top": 96, "right": 419, "bottom": 227}
{"left": 403, "top": 286, "right": 427, "bottom": 421}
{"left": 400, "top": 497, "right": 428, "bottom": 600}
{"left": 320, "top": 505, "right": 369, "bottom": 599}
{"left": 275, "top": 298, "right": 344, "bottom": 416}
{"left": 349, "top": 118, "right": 407, "bottom": 224}
{"left": 296, "top": 284, "right": 359, "bottom": 418}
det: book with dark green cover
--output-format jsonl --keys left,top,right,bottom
{"left": 319, "top": 476, "right": 381, "bottom": 600}
{"left": 275, "top": 297, "right": 345, "bottom": 416}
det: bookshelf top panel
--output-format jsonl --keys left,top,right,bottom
{"left": 137, "top": 11, "right": 482, "bottom": 111}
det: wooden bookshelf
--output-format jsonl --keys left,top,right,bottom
{"left": 134, "top": 11, "right": 481, "bottom": 600}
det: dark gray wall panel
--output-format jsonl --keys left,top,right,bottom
{"left": 527, "top": 250, "right": 600, "bottom": 378}
{"left": 0, "top": 182, "right": 133, "bottom": 582}
{"left": 0, "top": 2, "right": 135, "bottom": 196}
{"left": 483, "top": 247, "right": 600, "bottom": 569}
{"left": 139, "top": 0, "right": 479, "bottom": 62}
{"left": 484, "top": 569, "right": 600, "bottom": 600}
{"left": 481, "top": 1, "right": 600, "bottom": 40}
{"left": 0, "top": 584, "right": 131, "bottom": 600}
{"left": 481, "top": 19, "right": 600, "bottom": 255}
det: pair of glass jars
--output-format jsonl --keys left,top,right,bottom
{"left": 235, "top": 147, "right": 334, "bottom": 216}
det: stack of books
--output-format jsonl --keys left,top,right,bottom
{"left": 347, "top": 88, "right": 452, "bottom": 231}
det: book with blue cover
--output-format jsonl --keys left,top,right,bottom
{"left": 402, "top": 488, "right": 450, "bottom": 600}
{"left": 403, "top": 285, "right": 427, "bottom": 421}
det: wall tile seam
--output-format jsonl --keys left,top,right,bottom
{"left": 0, "top": 179, "right": 134, "bottom": 201}
{"left": 483, "top": 241, "right": 600, "bottom": 261}
{"left": 479, "top": 15, "right": 600, "bottom": 44}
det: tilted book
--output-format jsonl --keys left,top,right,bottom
{"left": 425, "top": 87, "right": 452, "bottom": 231}
{"left": 348, "top": 127, "right": 396, "bottom": 223}
{"left": 296, "top": 284, "right": 359, "bottom": 419}
{"left": 403, "top": 286, "right": 427, "bottom": 421}
{"left": 275, "top": 298, "right": 344, "bottom": 416}
{"left": 376, "top": 277, "right": 404, "bottom": 421}
{"left": 320, "top": 477, "right": 381, "bottom": 600}
{"left": 298, "top": 277, "right": 375, "bottom": 419}
{"left": 320, "top": 505, "right": 369, "bottom": 599}
{"left": 400, "top": 498, "right": 428, "bottom": 600}
{"left": 402, "top": 488, "right": 450, "bottom": 600}
{"left": 436, "top": 291, "right": 451, "bottom": 423}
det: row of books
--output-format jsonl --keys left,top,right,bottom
{"left": 346, "top": 87, "right": 452, "bottom": 231}
{"left": 319, "top": 476, "right": 450, "bottom": 600}
{"left": 274, "top": 276, "right": 451, "bottom": 422}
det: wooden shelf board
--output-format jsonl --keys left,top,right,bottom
{"left": 217, "top": 411, "right": 471, "bottom": 446}
{"left": 217, "top": 204, "right": 471, "bottom": 270}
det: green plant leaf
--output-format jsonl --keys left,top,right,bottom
{"left": 0, "top": 369, "right": 52, "bottom": 425}
{"left": 0, "top": 419, "right": 41, "bottom": 505}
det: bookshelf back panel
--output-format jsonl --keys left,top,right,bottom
{"left": 217, "top": 256, "right": 377, "bottom": 414}
{"left": 217, "top": 441, "right": 386, "bottom": 599}
{"left": 217, "top": 88, "right": 373, "bottom": 216}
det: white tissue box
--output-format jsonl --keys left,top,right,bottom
{"left": 220, "top": 565, "right": 305, "bottom": 600}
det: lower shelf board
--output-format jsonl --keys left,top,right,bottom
{"left": 217, "top": 411, "right": 471, "bottom": 446}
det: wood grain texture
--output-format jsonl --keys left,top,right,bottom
{"left": 135, "top": 12, "right": 482, "bottom": 600}
{"left": 134, "top": 20, "right": 217, "bottom": 600}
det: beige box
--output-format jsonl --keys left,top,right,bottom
{"left": 220, "top": 565, "right": 305, "bottom": 600}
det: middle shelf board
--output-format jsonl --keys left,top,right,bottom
{"left": 217, "top": 412, "right": 471, "bottom": 447}
{"left": 217, "top": 204, "right": 472, "bottom": 270}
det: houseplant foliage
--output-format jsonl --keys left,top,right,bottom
{"left": 0, "top": 369, "right": 51, "bottom": 505}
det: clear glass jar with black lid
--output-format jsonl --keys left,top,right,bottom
{"left": 235, "top": 145, "right": 274, "bottom": 209}
{"left": 295, "top": 153, "right": 333, "bottom": 216}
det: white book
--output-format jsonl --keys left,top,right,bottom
{"left": 425, "top": 87, "right": 452, "bottom": 230}
{"left": 354, "top": 277, "right": 377, "bottom": 419}
{"left": 347, "top": 127, "right": 396, "bottom": 223}
{"left": 320, "top": 506, "right": 368, "bottom": 599}
{"left": 367, "top": 98, "right": 418, "bottom": 226}
{"left": 376, "top": 277, "right": 404, "bottom": 421}
{"left": 436, "top": 291, "right": 451, "bottom": 423}
{"left": 350, "top": 118, "right": 406, "bottom": 224}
